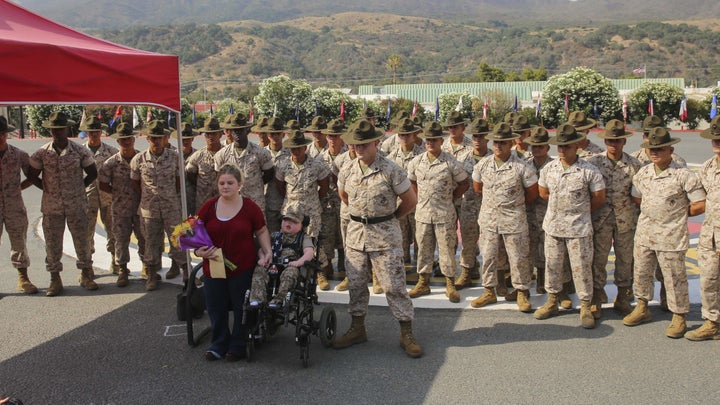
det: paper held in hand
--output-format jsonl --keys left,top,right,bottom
{"left": 209, "top": 248, "right": 227, "bottom": 279}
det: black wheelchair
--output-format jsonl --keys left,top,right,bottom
{"left": 242, "top": 257, "right": 336, "bottom": 368}
{"left": 182, "top": 259, "right": 336, "bottom": 368}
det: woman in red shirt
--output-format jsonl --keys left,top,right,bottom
{"left": 195, "top": 164, "right": 271, "bottom": 361}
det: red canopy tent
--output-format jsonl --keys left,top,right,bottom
{"left": 0, "top": 0, "right": 180, "bottom": 111}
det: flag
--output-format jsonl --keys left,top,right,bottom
{"left": 434, "top": 97, "right": 439, "bottom": 121}
{"left": 146, "top": 107, "right": 152, "bottom": 123}
{"left": 133, "top": 107, "right": 139, "bottom": 129}
{"left": 593, "top": 101, "right": 599, "bottom": 120}
{"left": 513, "top": 95, "right": 518, "bottom": 113}
{"left": 535, "top": 99, "right": 541, "bottom": 119}
{"left": 339, "top": 99, "right": 345, "bottom": 121}
{"left": 648, "top": 95, "right": 654, "bottom": 116}
{"left": 412, "top": 99, "right": 418, "bottom": 118}
{"left": 679, "top": 95, "right": 688, "bottom": 122}
{"left": 482, "top": 96, "right": 489, "bottom": 120}
{"left": 295, "top": 103, "right": 300, "bottom": 121}
{"left": 387, "top": 98, "right": 392, "bottom": 123}
{"left": 564, "top": 92, "right": 569, "bottom": 116}
{"left": 109, "top": 105, "right": 122, "bottom": 127}
{"left": 622, "top": 95, "right": 628, "bottom": 121}
{"left": 249, "top": 101, "right": 254, "bottom": 123}
{"left": 192, "top": 105, "right": 197, "bottom": 128}
{"left": 633, "top": 66, "right": 646, "bottom": 74}
{"left": 97, "top": 109, "right": 103, "bottom": 120}
{"left": 455, "top": 96, "right": 463, "bottom": 112}
{"left": 167, "top": 111, "right": 173, "bottom": 128}
{"left": 229, "top": 104, "right": 234, "bottom": 115}
{"left": 711, "top": 94, "right": 718, "bottom": 119}
{"left": 209, "top": 105, "right": 214, "bottom": 117}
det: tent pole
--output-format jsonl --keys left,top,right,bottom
{"left": 175, "top": 112, "right": 187, "bottom": 219}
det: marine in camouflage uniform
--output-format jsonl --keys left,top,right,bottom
{"left": 81, "top": 117, "right": 118, "bottom": 274}
{"left": 523, "top": 127, "right": 554, "bottom": 294}
{"left": 506, "top": 113, "right": 533, "bottom": 160}
{"left": 386, "top": 118, "right": 424, "bottom": 265}
{"left": 187, "top": 119, "right": 224, "bottom": 213}
{"left": 262, "top": 118, "right": 291, "bottom": 234}
{"left": 28, "top": 112, "right": 99, "bottom": 296}
{"left": 130, "top": 120, "right": 187, "bottom": 290}
{"left": 534, "top": 124, "right": 606, "bottom": 329}
{"left": 470, "top": 123, "right": 538, "bottom": 312}
{"left": 334, "top": 119, "right": 422, "bottom": 358}
{"left": 98, "top": 122, "right": 145, "bottom": 287}
{"left": 586, "top": 120, "right": 642, "bottom": 317}
{"left": 306, "top": 115, "right": 329, "bottom": 159}
{"left": 623, "top": 127, "right": 706, "bottom": 338}
{"left": 0, "top": 116, "right": 36, "bottom": 294}
{"left": 686, "top": 117, "right": 720, "bottom": 340}
{"left": 454, "top": 118, "right": 492, "bottom": 288}
{"left": 407, "top": 122, "right": 469, "bottom": 303}
{"left": 213, "top": 113, "right": 274, "bottom": 213}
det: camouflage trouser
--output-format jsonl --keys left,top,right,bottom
{"left": 320, "top": 205, "right": 342, "bottom": 263}
{"left": 184, "top": 180, "right": 196, "bottom": 216}
{"left": 113, "top": 214, "right": 145, "bottom": 267}
{"left": 592, "top": 214, "right": 634, "bottom": 289}
{"left": 459, "top": 198, "right": 481, "bottom": 270}
{"left": 249, "top": 264, "right": 302, "bottom": 303}
{"left": 698, "top": 245, "right": 720, "bottom": 322}
{"left": 265, "top": 208, "right": 282, "bottom": 235}
{"left": 399, "top": 211, "right": 417, "bottom": 260}
{"left": 142, "top": 213, "right": 186, "bottom": 269}
{"left": 340, "top": 216, "right": 350, "bottom": 247}
{"left": 528, "top": 216, "right": 546, "bottom": 271}
{"left": 416, "top": 220, "right": 457, "bottom": 277}
{"left": 634, "top": 245, "right": 689, "bottom": 314}
{"left": 87, "top": 196, "right": 114, "bottom": 256}
{"left": 544, "top": 234, "right": 594, "bottom": 301}
{"left": 43, "top": 211, "right": 92, "bottom": 272}
{"left": 345, "top": 246, "right": 413, "bottom": 321}
{"left": 479, "top": 230, "right": 532, "bottom": 290}
{"left": 0, "top": 210, "right": 30, "bottom": 268}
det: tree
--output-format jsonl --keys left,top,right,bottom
{"left": 25, "top": 105, "right": 84, "bottom": 137}
{"left": 438, "top": 92, "right": 473, "bottom": 123}
{"left": 521, "top": 67, "right": 548, "bottom": 81}
{"left": 628, "top": 82, "right": 684, "bottom": 124}
{"left": 307, "top": 87, "right": 362, "bottom": 125}
{"left": 476, "top": 62, "right": 506, "bottom": 82}
{"left": 386, "top": 54, "right": 402, "bottom": 85}
{"left": 700, "top": 86, "right": 720, "bottom": 124}
{"left": 541, "top": 67, "right": 620, "bottom": 128}
{"left": 254, "top": 75, "right": 313, "bottom": 124}
{"left": 481, "top": 89, "right": 515, "bottom": 124}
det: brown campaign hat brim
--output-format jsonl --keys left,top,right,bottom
{"left": 639, "top": 137, "right": 680, "bottom": 149}
{"left": 341, "top": 131, "right": 383, "bottom": 145}
{"left": 42, "top": 119, "right": 76, "bottom": 129}
{"left": 700, "top": 128, "right": 720, "bottom": 140}
{"left": 486, "top": 132, "right": 521, "bottom": 141}
{"left": 549, "top": 133, "right": 587, "bottom": 145}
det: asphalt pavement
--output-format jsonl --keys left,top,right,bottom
{"left": 1, "top": 134, "right": 718, "bottom": 404}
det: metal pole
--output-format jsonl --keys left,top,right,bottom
{"left": 18, "top": 105, "right": 24, "bottom": 139}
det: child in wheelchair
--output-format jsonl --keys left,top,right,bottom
{"left": 248, "top": 207, "right": 314, "bottom": 309}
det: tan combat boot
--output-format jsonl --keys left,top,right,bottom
{"left": 535, "top": 268, "right": 546, "bottom": 294}
{"left": 79, "top": 268, "right": 98, "bottom": 290}
{"left": 333, "top": 315, "right": 367, "bottom": 349}
{"left": 335, "top": 277, "right": 349, "bottom": 291}
{"left": 517, "top": 289, "right": 532, "bottom": 313}
{"left": 145, "top": 267, "right": 159, "bottom": 291}
{"left": 140, "top": 264, "right": 160, "bottom": 281}
{"left": 454, "top": 267, "right": 472, "bottom": 290}
{"left": 372, "top": 271, "right": 384, "bottom": 294}
{"left": 166, "top": 261, "right": 180, "bottom": 279}
{"left": 17, "top": 268, "right": 38, "bottom": 294}
{"left": 580, "top": 300, "right": 596, "bottom": 329}
{"left": 109, "top": 255, "right": 120, "bottom": 275}
{"left": 598, "top": 288, "right": 608, "bottom": 304}
{"left": 408, "top": 273, "right": 431, "bottom": 298}
{"left": 684, "top": 320, "right": 720, "bottom": 341}
{"left": 46, "top": 272, "right": 63, "bottom": 297}
{"left": 445, "top": 277, "right": 461, "bottom": 303}
{"left": 316, "top": 271, "right": 330, "bottom": 291}
{"left": 613, "top": 286, "right": 633, "bottom": 316}
{"left": 399, "top": 321, "right": 423, "bottom": 358}
{"left": 116, "top": 266, "right": 130, "bottom": 288}
{"left": 623, "top": 298, "right": 651, "bottom": 326}
{"left": 470, "top": 287, "right": 497, "bottom": 308}
{"left": 558, "top": 289, "right": 573, "bottom": 310}
{"left": 665, "top": 313, "right": 687, "bottom": 339}
{"left": 590, "top": 289, "right": 603, "bottom": 319}
{"left": 505, "top": 289, "right": 518, "bottom": 302}
{"left": 534, "top": 293, "right": 559, "bottom": 320}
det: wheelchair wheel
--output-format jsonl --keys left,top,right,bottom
{"left": 246, "top": 334, "right": 255, "bottom": 362}
{"left": 299, "top": 337, "right": 310, "bottom": 368}
{"left": 318, "top": 306, "right": 336, "bottom": 348}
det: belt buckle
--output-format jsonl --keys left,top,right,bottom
{"left": 361, "top": 215, "right": 370, "bottom": 224}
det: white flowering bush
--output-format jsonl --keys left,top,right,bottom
{"left": 628, "top": 81, "right": 684, "bottom": 123}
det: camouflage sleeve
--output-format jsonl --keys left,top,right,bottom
{"left": 98, "top": 157, "right": 113, "bottom": 184}
{"left": 587, "top": 165, "right": 605, "bottom": 193}
{"left": 79, "top": 144, "right": 96, "bottom": 168}
{"left": 185, "top": 150, "right": 200, "bottom": 174}
{"left": 471, "top": 158, "right": 484, "bottom": 184}
{"left": 406, "top": 156, "right": 418, "bottom": 182}
{"left": 29, "top": 148, "right": 44, "bottom": 170}
{"left": 521, "top": 160, "right": 538, "bottom": 188}
{"left": 259, "top": 147, "right": 274, "bottom": 171}
{"left": 684, "top": 170, "right": 706, "bottom": 203}
{"left": 538, "top": 163, "right": 550, "bottom": 189}
{"left": 275, "top": 159, "right": 286, "bottom": 182}
{"left": 451, "top": 159, "right": 468, "bottom": 183}
{"left": 390, "top": 162, "right": 411, "bottom": 195}
{"left": 129, "top": 154, "right": 141, "bottom": 181}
